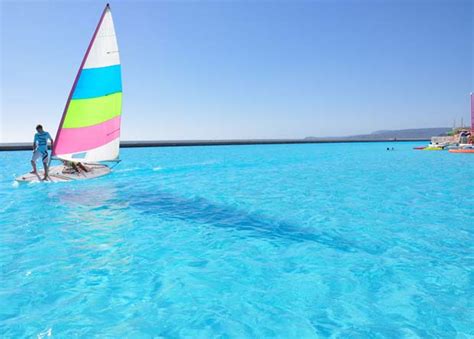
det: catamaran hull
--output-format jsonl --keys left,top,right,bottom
{"left": 449, "top": 149, "right": 474, "bottom": 154}
{"left": 15, "top": 164, "right": 111, "bottom": 183}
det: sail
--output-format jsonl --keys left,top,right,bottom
{"left": 53, "top": 4, "right": 122, "bottom": 162}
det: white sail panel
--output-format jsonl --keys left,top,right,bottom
{"left": 56, "top": 138, "right": 120, "bottom": 163}
{"left": 83, "top": 8, "right": 120, "bottom": 69}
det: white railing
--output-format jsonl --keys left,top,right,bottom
{"left": 430, "top": 136, "right": 456, "bottom": 145}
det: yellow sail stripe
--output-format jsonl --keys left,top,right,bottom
{"left": 63, "top": 92, "right": 122, "bottom": 128}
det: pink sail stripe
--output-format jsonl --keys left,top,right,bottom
{"left": 55, "top": 115, "right": 121, "bottom": 155}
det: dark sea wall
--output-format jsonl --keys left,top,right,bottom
{"left": 0, "top": 138, "right": 429, "bottom": 151}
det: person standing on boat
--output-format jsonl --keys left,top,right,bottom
{"left": 31, "top": 124, "right": 53, "bottom": 180}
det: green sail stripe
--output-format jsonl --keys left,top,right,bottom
{"left": 63, "top": 92, "right": 122, "bottom": 128}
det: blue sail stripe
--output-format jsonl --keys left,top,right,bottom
{"left": 73, "top": 65, "right": 122, "bottom": 99}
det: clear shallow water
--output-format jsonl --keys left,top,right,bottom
{"left": 1, "top": 142, "right": 473, "bottom": 337}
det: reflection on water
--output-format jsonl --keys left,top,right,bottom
{"left": 52, "top": 182, "right": 122, "bottom": 207}
{"left": 48, "top": 183, "right": 133, "bottom": 267}
{"left": 50, "top": 183, "right": 129, "bottom": 225}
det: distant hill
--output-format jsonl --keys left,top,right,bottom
{"left": 306, "top": 127, "right": 451, "bottom": 141}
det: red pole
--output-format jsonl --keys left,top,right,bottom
{"left": 471, "top": 93, "right": 474, "bottom": 144}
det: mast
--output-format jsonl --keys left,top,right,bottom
{"left": 52, "top": 4, "right": 110, "bottom": 156}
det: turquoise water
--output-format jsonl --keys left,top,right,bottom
{"left": 1, "top": 142, "right": 473, "bottom": 337}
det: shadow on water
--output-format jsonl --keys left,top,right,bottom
{"left": 127, "top": 190, "right": 386, "bottom": 255}
{"left": 47, "top": 181, "right": 384, "bottom": 255}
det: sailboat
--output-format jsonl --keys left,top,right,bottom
{"left": 449, "top": 93, "right": 474, "bottom": 153}
{"left": 17, "top": 4, "right": 122, "bottom": 182}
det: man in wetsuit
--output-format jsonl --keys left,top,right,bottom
{"left": 31, "top": 124, "right": 54, "bottom": 180}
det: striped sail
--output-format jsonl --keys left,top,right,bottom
{"left": 53, "top": 4, "right": 121, "bottom": 162}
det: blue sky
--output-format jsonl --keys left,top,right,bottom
{"left": 0, "top": 0, "right": 472, "bottom": 142}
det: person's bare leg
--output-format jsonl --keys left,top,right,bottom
{"left": 78, "top": 163, "right": 89, "bottom": 172}
{"left": 30, "top": 160, "right": 37, "bottom": 174}
{"left": 43, "top": 161, "right": 49, "bottom": 180}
